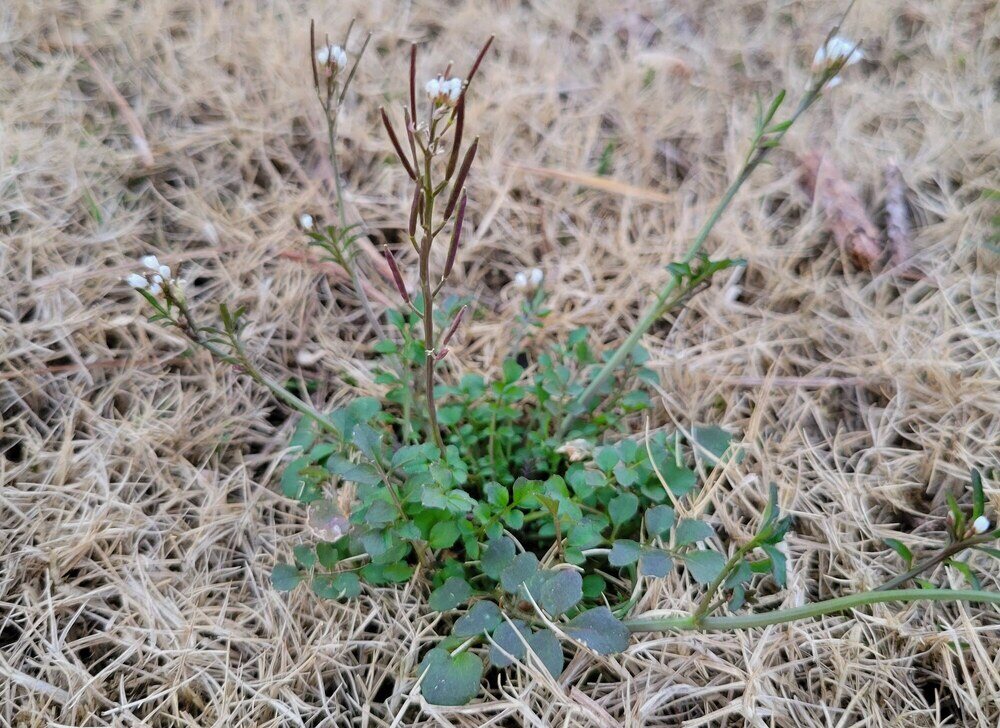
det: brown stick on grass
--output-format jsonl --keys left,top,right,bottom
{"left": 800, "top": 151, "right": 882, "bottom": 267}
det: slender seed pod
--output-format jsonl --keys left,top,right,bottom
{"left": 403, "top": 108, "right": 418, "bottom": 173}
{"left": 442, "top": 191, "right": 466, "bottom": 281}
{"left": 464, "top": 36, "right": 494, "bottom": 91}
{"left": 408, "top": 44, "right": 418, "bottom": 131}
{"left": 309, "top": 20, "right": 319, "bottom": 91}
{"left": 383, "top": 246, "right": 410, "bottom": 304}
{"left": 408, "top": 185, "right": 423, "bottom": 237}
{"left": 445, "top": 95, "right": 465, "bottom": 181}
{"left": 440, "top": 305, "right": 467, "bottom": 348}
{"left": 380, "top": 108, "right": 417, "bottom": 180}
{"left": 434, "top": 348, "right": 449, "bottom": 362}
{"left": 442, "top": 137, "right": 478, "bottom": 221}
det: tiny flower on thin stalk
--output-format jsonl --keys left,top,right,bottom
{"left": 811, "top": 34, "right": 864, "bottom": 88}
{"left": 514, "top": 267, "right": 544, "bottom": 291}
{"left": 316, "top": 44, "right": 348, "bottom": 72}
{"left": 426, "top": 76, "right": 463, "bottom": 107}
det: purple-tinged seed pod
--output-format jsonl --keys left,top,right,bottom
{"left": 380, "top": 108, "right": 416, "bottom": 180}
{"left": 463, "top": 36, "right": 494, "bottom": 93}
{"left": 383, "top": 246, "right": 410, "bottom": 304}
{"left": 434, "top": 348, "right": 449, "bottom": 362}
{"left": 442, "top": 138, "right": 478, "bottom": 221}
{"left": 408, "top": 185, "right": 423, "bottom": 237}
{"left": 445, "top": 95, "right": 465, "bottom": 181}
{"left": 442, "top": 191, "right": 466, "bottom": 281}
{"left": 440, "top": 305, "right": 467, "bottom": 348}
{"left": 408, "top": 44, "right": 418, "bottom": 132}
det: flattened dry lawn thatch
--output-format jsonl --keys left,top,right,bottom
{"left": 2, "top": 0, "right": 999, "bottom": 725}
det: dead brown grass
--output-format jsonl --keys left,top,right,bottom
{"left": 3, "top": 0, "right": 1000, "bottom": 725}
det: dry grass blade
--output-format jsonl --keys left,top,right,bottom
{"left": 510, "top": 163, "right": 673, "bottom": 203}
{"left": 799, "top": 151, "right": 883, "bottom": 267}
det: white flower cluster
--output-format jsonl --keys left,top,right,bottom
{"left": 425, "top": 76, "right": 462, "bottom": 106}
{"left": 126, "top": 255, "right": 172, "bottom": 296}
{"left": 513, "top": 267, "right": 543, "bottom": 290}
{"left": 316, "top": 44, "right": 347, "bottom": 70}
{"left": 812, "top": 35, "right": 864, "bottom": 88}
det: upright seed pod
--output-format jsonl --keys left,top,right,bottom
{"left": 380, "top": 108, "right": 416, "bottom": 180}
{"left": 442, "top": 138, "right": 478, "bottom": 221}
{"left": 408, "top": 185, "right": 424, "bottom": 238}
{"left": 383, "top": 246, "right": 410, "bottom": 304}
{"left": 445, "top": 96, "right": 465, "bottom": 182}
{"left": 442, "top": 191, "right": 467, "bottom": 281}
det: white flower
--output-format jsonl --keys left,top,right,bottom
{"left": 141, "top": 255, "right": 160, "bottom": 270}
{"left": 813, "top": 35, "right": 864, "bottom": 68}
{"left": 316, "top": 44, "right": 347, "bottom": 70}
{"left": 426, "top": 76, "right": 463, "bottom": 106}
{"left": 126, "top": 273, "right": 149, "bottom": 289}
{"left": 973, "top": 515, "right": 991, "bottom": 534}
{"left": 513, "top": 267, "right": 544, "bottom": 291}
{"left": 299, "top": 213, "right": 314, "bottom": 230}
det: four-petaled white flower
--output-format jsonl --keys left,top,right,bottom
{"left": 812, "top": 35, "right": 864, "bottom": 88}
{"left": 316, "top": 44, "right": 347, "bottom": 70}
{"left": 425, "top": 76, "right": 463, "bottom": 106}
{"left": 126, "top": 254, "right": 175, "bottom": 296}
{"left": 973, "top": 515, "right": 991, "bottom": 534}
{"left": 299, "top": 213, "right": 314, "bottom": 230}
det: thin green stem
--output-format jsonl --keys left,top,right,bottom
{"left": 692, "top": 539, "right": 757, "bottom": 623}
{"left": 625, "top": 588, "right": 1000, "bottom": 633}
{"left": 558, "top": 84, "right": 827, "bottom": 439}
{"left": 875, "top": 535, "right": 992, "bottom": 592}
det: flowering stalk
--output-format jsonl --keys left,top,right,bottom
{"left": 557, "top": 36, "right": 864, "bottom": 439}
{"left": 380, "top": 37, "right": 493, "bottom": 452}
{"left": 309, "top": 21, "right": 383, "bottom": 337}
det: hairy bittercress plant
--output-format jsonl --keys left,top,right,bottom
{"left": 126, "top": 19, "right": 1000, "bottom": 708}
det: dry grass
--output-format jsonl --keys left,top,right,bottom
{"left": 3, "top": 0, "right": 1000, "bottom": 725}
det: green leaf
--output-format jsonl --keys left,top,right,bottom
{"left": 280, "top": 456, "right": 324, "bottom": 503}
{"left": 527, "top": 629, "right": 564, "bottom": 677}
{"left": 565, "top": 607, "right": 630, "bottom": 654}
{"left": 362, "top": 499, "right": 398, "bottom": 527}
{"left": 352, "top": 423, "right": 384, "bottom": 461}
{"left": 373, "top": 339, "right": 397, "bottom": 354}
{"left": 947, "top": 559, "right": 981, "bottom": 589}
{"left": 429, "top": 520, "right": 461, "bottom": 549}
{"left": 644, "top": 505, "right": 675, "bottom": 536}
{"left": 972, "top": 469, "right": 985, "bottom": 519}
{"left": 595, "top": 447, "right": 618, "bottom": 472}
{"left": 684, "top": 550, "right": 726, "bottom": 584}
{"left": 609, "top": 492, "right": 639, "bottom": 526}
{"left": 723, "top": 559, "right": 753, "bottom": 589}
{"left": 419, "top": 647, "right": 483, "bottom": 706}
{"left": 946, "top": 493, "right": 965, "bottom": 534}
{"left": 539, "top": 570, "right": 583, "bottom": 616}
{"left": 327, "top": 455, "right": 381, "bottom": 486}
{"left": 293, "top": 544, "right": 316, "bottom": 569}
{"left": 691, "top": 425, "right": 736, "bottom": 464}
{"left": 883, "top": 538, "right": 913, "bottom": 567}
{"left": 481, "top": 537, "right": 516, "bottom": 581}
{"left": 316, "top": 541, "right": 339, "bottom": 569}
{"left": 271, "top": 563, "right": 302, "bottom": 591}
{"left": 638, "top": 548, "right": 673, "bottom": 577}
{"left": 613, "top": 462, "right": 638, "bottom": 487}
{"left": 975, "top": 546, "right": 1000, "bottom": 560}
{"left": 453, "top": 601, "right": 502, "bottom": 637}
{"left": 582, "top": 574, "right": 606, "bottom": 599}
{"left": 762, "top": 544, "right": 786, "bottom": 587}
{"left": 500, "top": 553, "right": 540, "bottom": 595}
{"left": 608, "top": 539, "right": 641, "bottom": 566}
{"left": 661, "top": 459, "right": 697, "bottom": 497}
{"left": 312, "top": 571, "right": 361, "bottom": 599}
{"left": 489, "top": 620, "right": 530, "bottom": 667}
{"left": 428, "top": 577, "right": 472, "bottom": 612}
{"left": 674, "top": 519, "right": 715, "bottom": 547}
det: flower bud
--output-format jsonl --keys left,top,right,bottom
{"left": 299, "top": 213, "right": 314, "bottom": 230}
{"left": 426, "top": 75, "right": 462, "bottom": 106}
{"left": 973, "top": 515, "right": 991, "bottom": 534}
